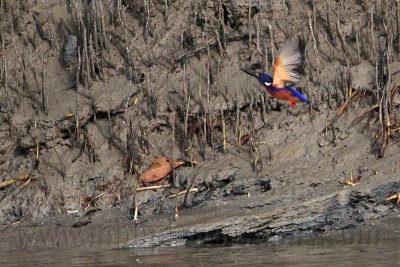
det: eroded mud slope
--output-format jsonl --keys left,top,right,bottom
{"left": 0, "top": 0, "right": 400, "bottom": 247}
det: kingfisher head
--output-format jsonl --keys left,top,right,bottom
{"left": 240, "top": 68, "right": 273, "bottom": 87}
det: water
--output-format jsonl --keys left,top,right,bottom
{"left": 1, "top": 226, "right": 399, "bottom": 266}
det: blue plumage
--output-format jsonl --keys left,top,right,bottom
{"left": 255, "top": 71, "right": 310, "bottom": 103}
{"left": 258, "top": 72, "right": 273, "bottom": 85}
{"left": 286, "top": 86, "right": 310, "bottom": 103}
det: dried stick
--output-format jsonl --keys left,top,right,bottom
{"left": 164, "top": 0, "right": 168, "bottom": 26}
{"left": 183, "top": 64, "right": 189, "bottom": 139}
{"left": 256, "top": 15, "right": 260, "bottom": 53}
{"left": 268, "top": 19, "right": 275, "bottom": 64}
{"left": 84, "top": 192, "right": 105, "bottom": 211}
{"left": 336, "top": 16, "right": 353, "bottom": 63}
{"left": 370, "top": 7, "right": 376, "bottom": 62}
{"left": 29, "top": 46, "right": 40, "bottom": 92}
{"left": 136, "top": 184, "right": 171, "bottom": 192}
{"left": 221, "top": 109, "right": 227, "bottom": 153}
{"left": 168, "top": 188, "right": 198, "bottom": 198}
{"left": 41, "top": 52, "right": 48, "bottom": 115}
{"left": 33, "top": 119, "right": 40, "bottom": 169}
{"left": 0, "top": 175, "right": 30, "bottom": 190}
{"left": 325, "top": 0, "right": 336, "bottom": 46}
{"left": 52, "top": 123, "right": 66, "bottom": 180}
{"left": 76, "top": 45, "right": 81, "bottom": 91}
{"left": 248, "top": 0, "right": 252, "bottom": 47}
{"left": 308, "top": 11, "right": 320, "bottom": 80}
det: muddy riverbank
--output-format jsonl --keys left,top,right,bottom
{"left": 1, "top": 0, "right": 400, "bottom": 249}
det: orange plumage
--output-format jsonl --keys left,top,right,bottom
{"left": 272, "top": 40, "right": 302, "bottom": 89}
{"left": 266, "top": 88, "right": 302, "bottom": 108}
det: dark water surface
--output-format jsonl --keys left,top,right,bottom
{"left": 1, "top": 225, "right": 399, "bottom": 266}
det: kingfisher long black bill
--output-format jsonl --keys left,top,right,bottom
{"left": 240, "top": 68, "right": 258, "bottom": 78}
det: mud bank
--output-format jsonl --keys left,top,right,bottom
{"left": 1, "top": 0, "right": 400, "bottom": 249}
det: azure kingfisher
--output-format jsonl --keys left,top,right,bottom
{"left": 241, "top": 40, "right": 310, "bottom": 108}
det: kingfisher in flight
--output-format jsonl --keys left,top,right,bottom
{"left": 241, "top": 40, "right": 310, "bottom": 108}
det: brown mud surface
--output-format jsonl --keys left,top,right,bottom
{"left": 1, "top": 0, "right": 400, "bottom": 250}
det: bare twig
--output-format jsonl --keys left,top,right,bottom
{"left": 52, "top": 123, "right": 66, "bottom": 180}
{"left": 136, "top": 184, "right": 171, "bottom": 192}
{"left": 0, "top": 175, "right": 31, "bottom": 190}
{"left": 84, "top": 192, "right": 105, "bottom": 211}
{"left": 168, "top": 188, "right": 198, "bottom": 198}
{"left": 41, "top": 52, "right": 48, "bottom": 115}
{"left": 308, "top": 11, "right": 320, "bottom": 81}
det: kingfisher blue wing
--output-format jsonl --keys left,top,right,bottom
{"left": 286, "top": 86, "right": 310, "bottom": 103}
{"left": 272, "top": 40, "right": 301, "bottom": 89}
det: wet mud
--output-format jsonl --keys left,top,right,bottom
{"left": 1, "top": 0, "right": 400, "bottom": 249}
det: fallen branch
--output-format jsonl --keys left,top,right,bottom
{"left": 351, "top": 104, "right": 379, "bottom": 126}
{"left": 136, "top": 184, "right": 171, "bottom": 192}
{"left": 168, "top": 187, "right": 198, "bottom": 198}
{"left": 0, "top": 175, "right": 31, "bottom": 190}
{"left": 84, "top": 192, "right": 105, "bottom": 211}
{"left": 385, "top": 193, "right": 400, "bottom": 204}
{"left": 322, "top": 90, "right": 361, "bottom": 134}
{"left": 1, "top": 218, "right": 26, "bottom": 228}
{"left": 339, "top": 172, "right": 362, "bottom": 187}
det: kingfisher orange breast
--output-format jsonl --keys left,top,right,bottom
{"left": 266, "top": 88, "right": 292, "bottom": 101}
{"left": 265, "top": 87, "right": 303, "bottom": 108}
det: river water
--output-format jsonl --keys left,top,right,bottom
{"left": 1, "top": 224, "right": 399, "bottom": 266}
